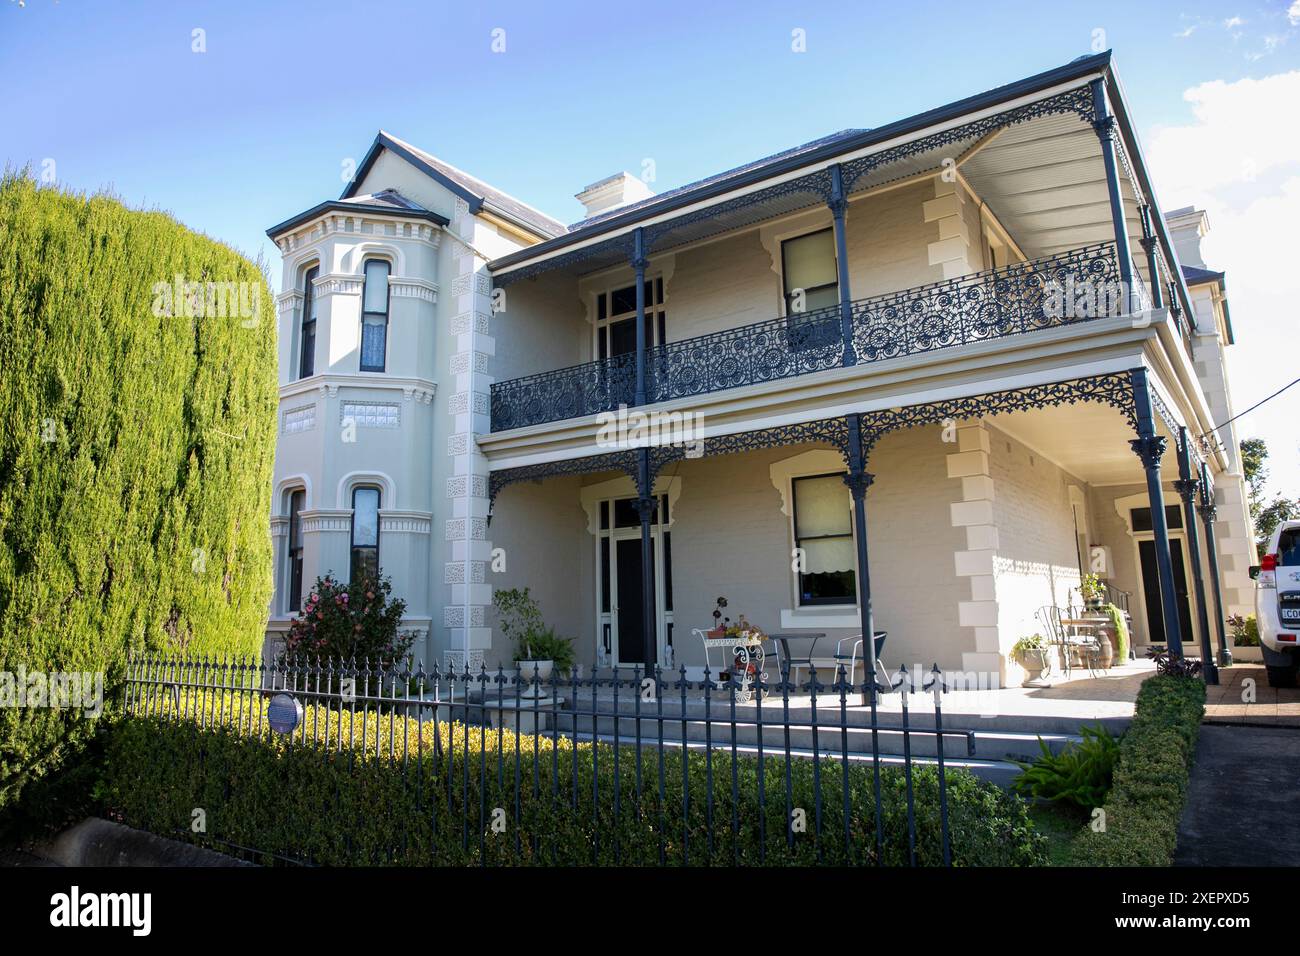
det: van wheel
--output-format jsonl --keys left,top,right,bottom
{"left": 1265, "top": 663, "right": 1299, "bottom": 688}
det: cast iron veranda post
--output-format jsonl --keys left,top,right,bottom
{"left": 635, "top": 449, "right": 657, "bottom": 669}
{"left": 1129, "top": 368, "right": 1185, "bottom": 657}
{"left": 1175, "top": 427, "right": 1218, "bottom": 684}
{"left": 1198, "top": 461, "right": 1233, "bottom": 667}
{"left": 844, "top": 414, "right": 877, "bottom": 702}
{"left": 1091, "top": 78, "right": 1136, "bottom": 315}
{"left": 828, "top": 164, "right": 856, "bottom": 367}
{"left": 1137, "top": 204, "right": 1164, "bottom": 311}
{"left": 633, "top": 226, "right": 648, "bottom": 406}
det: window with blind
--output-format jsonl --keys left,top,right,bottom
{"left": 360, "top": 260, "right": 390, "bottom": 372}
{"left": 792, "top": 473, "right": 856, "bottom": 605}
{"left": 299, "top": 265, "right": 318, "bottom": 379}
{"left": 781, "top": 229, "right": 840, "bottom": 352}
{"left": 350, "top": 486, "right": 381, "bottom": 581}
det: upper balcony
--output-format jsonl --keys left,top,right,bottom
{"left": 484, "top": 53, "right": 1203, "bottom": 437}
{"left": 491, "top": 242, "right": 1182, "bottom": 431}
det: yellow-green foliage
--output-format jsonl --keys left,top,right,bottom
{"left": 105, "top": 689, "right": 1047, "bottom": 866}
{"left": 0, "top": 174, "right": 277, "bottom": 811}
{"left": 1067, "top": 675, "right": 1205, "bottom": 865}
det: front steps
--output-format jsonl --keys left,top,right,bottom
{"left": 455, "top": 689, "right": 1132, "bottom": 788}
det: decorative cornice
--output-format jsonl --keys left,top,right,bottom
{"left": 279, "top": 374, "right": 437, "bottom": 405}
{"left": 271, "top": 212, "right": 443, "bottom": 255}
{"left": 389, "top": 276, "right": 439, "bottom": 303}
{"left": 313, "top": 272, "right": 364, "bottom": 297}
{"left": 276, "top": 289, "right": 304, "bottom": 314}
{"left": 298, "top": 509, "right": 352, "bottom": 534}
{"left": 378, "top": 510, "right": 433, "bottom": 534}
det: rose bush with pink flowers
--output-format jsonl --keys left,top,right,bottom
{"left": 284, "top": 574, "right": 412, "bottom": 664}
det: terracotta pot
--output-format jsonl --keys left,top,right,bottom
{"left": 1094, "top": 630, "right": 1114, "bottom": 669}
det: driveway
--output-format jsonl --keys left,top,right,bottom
{"left": 1175, "top": 723, "right": 1300, "bottom": 866}
{"left": 1203, "top": 664, "right": 1300, "bottom": 726}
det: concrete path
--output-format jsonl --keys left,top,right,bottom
{"left": 1204, "top": 664, "right": 1300, "bottom": 727}
{"left": 1175, "top": 723, "right": 1300, "bottom": 866}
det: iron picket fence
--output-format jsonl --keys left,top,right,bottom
{"left": 119, "top": 652, "right": 968, "bottom": 867}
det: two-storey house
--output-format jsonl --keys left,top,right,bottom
{"left": 265, "top": 51, "right": 1256, "bottom": 687}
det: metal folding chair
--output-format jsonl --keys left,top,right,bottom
{"left": 833, "top": 632, "right": 888, "bottom": 706}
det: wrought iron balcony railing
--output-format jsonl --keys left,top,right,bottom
{"left": 490, "top": 243, "right": 1123, "bottom": 431}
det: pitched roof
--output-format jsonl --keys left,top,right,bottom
{"left": 490, "top": 50, "right": 1118, "bottom": 275}
{"left": 343, "top": 131, "right": 567, "bottom": 240}
{"left": 569, "top": 128, "right": 869, "bottom": 231}
{"left": 1182, "top": 264, "right": 1225, "bottom": 285}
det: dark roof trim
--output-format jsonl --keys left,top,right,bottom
{"left": 1182, "top": 265, "right": 1225, "bottom": 284}
{"left": 1181, "top": 266, "right": 1233, "bottom": 344}
{"left": 342, "top": 132, "right": 559, "bottom": 241}
{"left": 266, "top": 199, "right": 449, "bottom": 241}
{"left": 489, "top": 51, "right": 1113, "bottom": 274}
{"left": 1102, "top": 62, "right": 1200, "bottom": 332}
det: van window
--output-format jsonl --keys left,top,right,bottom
{"left": 1278, "top": 527, "right": 1300, "bottom": 566}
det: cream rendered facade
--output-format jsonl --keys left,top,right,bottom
{"left": 265, "top": 54, "right": 1257, "bottom": 686}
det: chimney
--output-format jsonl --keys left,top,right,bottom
{"left": 575, "top": 172, "right": 655, "bottom": 218}
{"left": 1164, "top": 206, "right": 1211, "bottom": 269}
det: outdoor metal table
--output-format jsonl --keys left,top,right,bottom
{"left": 766, "top": 632, "right": 827, "bottom": 687}
{"left": 1058, "top": 615, "right": 1110, "bottom": 675}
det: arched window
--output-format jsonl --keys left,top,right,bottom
{"left": 360, "top": 259, "right": 390, "bottom": 372}
{"left": 287, "top": 490, "right": 306, "bottom": 611}
{"left": 299, "top": 265, "right": 319, "bottom": 379}
{"left": 350, "top": 486, "right": 381, "bottom": 581}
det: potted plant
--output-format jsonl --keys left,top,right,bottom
{"left": 517, "top": 626, "right": 576, "bottom": 684}
{"left": 1011, "top": 634, "right": 1050, "bottom": 686}
{"left": 1227, "top": 613, "right": 1260, "bottom": 662}
{"left": 1079, "top": 573, "right": 1105, "bottom": 609}
{"left": 494, "top": 587, "right": 576, "bottom": 691}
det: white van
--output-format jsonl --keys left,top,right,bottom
{"left": 1254, "top": 519, "right": 1300, "bottom": 687}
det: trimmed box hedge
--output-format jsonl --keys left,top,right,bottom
{"left": 1066, "top": 675, "right": 1205, "bottom": 865}
{"left": 104, "top": 692, "right": 1048, "bottom": 866}
{"left": 0, "top": 175, "right": 277, "bottom": 814}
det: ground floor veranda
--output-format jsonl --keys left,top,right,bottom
{"left": 483, "top": 369, "right": 1253, "bottom": 689}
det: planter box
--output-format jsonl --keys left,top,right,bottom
{"left": 1230, "top": 645, "right": 1263, "bottom": 663}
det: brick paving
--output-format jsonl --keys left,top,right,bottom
{"left": 1203, "top": 663, "right": 1300, "bottom": 727}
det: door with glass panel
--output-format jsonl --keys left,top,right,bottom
{"left": 593, "top": 279, "right": 665, "bottom": 407}
{"left": 595, "top": 495, "right": 674, "bottom": 668}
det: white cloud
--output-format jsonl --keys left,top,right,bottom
{"left": 1174, "top": 25, "right": 1198, "bottom": 38}
{"left": 1145, "top": 72, "right": 1300, "bottom": 496}
{"left": 1224, "top": 16, "right": 1245, "bottom": 29}
{"left": 1289, "top": 1, "right": 1300, "bottom": 27}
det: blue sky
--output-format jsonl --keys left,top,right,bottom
{"left": 4, "top": 0, "right": 1298, "bottom": 496}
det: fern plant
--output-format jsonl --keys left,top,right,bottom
{"left": 1012, "top": 724, "right": 1120, "bottom": 810}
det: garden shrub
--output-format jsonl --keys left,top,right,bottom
{"left": 283, "top": 574, "right": 411, "bottom": 664}
{"left": 104, "top": 689, "right": 1047, "bottom": 867}
{"left": 1066, "top": 675, "right": 1204, "bottom": 865}
{"left": 0, "top": 174, "right": 277, "bottom": 819}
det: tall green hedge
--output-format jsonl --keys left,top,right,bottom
{"left": 0, "top": 174, "right": 278, "bottom": 814}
